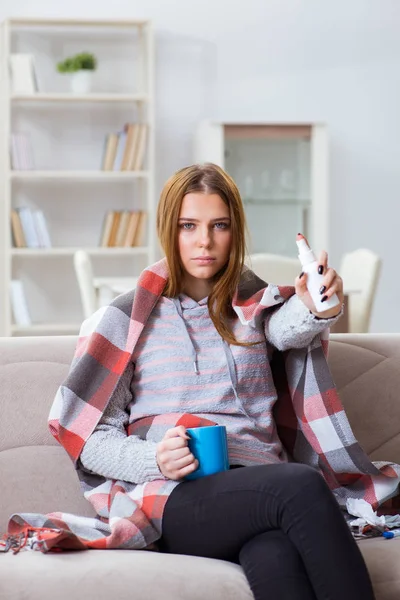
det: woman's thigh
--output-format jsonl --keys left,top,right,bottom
{"left": 159, "top": 462, "right": 329, "bottom": 561}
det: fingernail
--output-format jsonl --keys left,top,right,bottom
{"left": 299, "top": 272, "right": 304, "bottom": 279}
{"left": 318, "top": 265, "right": 324, "bottom": 275}
{"left": 321, "top": 295, "right": 328, "bottom": 303}
{"left": 319, "top": 285, "right": 326, "bottom": 295}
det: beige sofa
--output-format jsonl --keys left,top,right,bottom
{"left": 1, "top": 334, "right": 400, "bottom": 600}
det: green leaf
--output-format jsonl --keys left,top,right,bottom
{"left": 56, "top": 52, "right": 97, "bottom": 73}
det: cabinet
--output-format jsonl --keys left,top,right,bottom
{"left": 0, "top": 18, "right": 155, "bottom": 336}
{"left": 194, "top": 121, "right": 328, "bottom": 259}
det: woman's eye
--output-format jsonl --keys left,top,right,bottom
{"left": 214, "top": 222, "right": 228, "bottom": 230}
{"left": 180, "top": 223, "right": 195, "bottom": 230}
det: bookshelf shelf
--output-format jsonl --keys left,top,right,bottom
{"left": 8, "top": 18, "right": 148, "bottom": 28}
{"left": 11, "top": 93, "right": 149, "bottom": 104}
{"left": 10, "top": 171, "right": 150, "bottom": 181}
{"left": 11, "top": 247, "right": 149, "bottom": 257}
{"left": 11, "top": 323, "right": 81, "bottom": 334}
{"left": 1, "top": 17, "right": 155, "bottom": 336}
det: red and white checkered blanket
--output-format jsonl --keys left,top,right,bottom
{"left": 3, "top": 258, "right": 400, "bottom": 553}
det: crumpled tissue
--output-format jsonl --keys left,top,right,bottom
{"left": 346, "top": 498, "right": 400, "bottom": 539}
{"left": 346, "top": 498, "right": 386, "bottom": 528}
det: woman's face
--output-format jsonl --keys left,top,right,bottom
{"left": 178, "top": 192, "right": 232, "bottom": 300}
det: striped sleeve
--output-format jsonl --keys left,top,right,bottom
{"left": 264, "top": 294, "right": 343, "bottom": 351}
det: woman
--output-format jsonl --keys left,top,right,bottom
{"left": 76, "top": 163, "right": 375, "bottom": 600}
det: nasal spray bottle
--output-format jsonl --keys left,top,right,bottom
{"left": 296, "top": 234, "right": 340, "bottom": 313}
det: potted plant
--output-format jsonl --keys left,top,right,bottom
{"left": 56, "top": 52, "right": 97, "bottom": 94}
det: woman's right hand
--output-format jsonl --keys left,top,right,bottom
{"left": 156, "top": 426, "right": 199, "bottom": 480}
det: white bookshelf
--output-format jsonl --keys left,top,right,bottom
{"left": 0, "top": 18, "right": 155, "bottom": 336}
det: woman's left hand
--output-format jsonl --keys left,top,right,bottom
{"left": 294, "top": 250, "right": 344, "bottom": 319}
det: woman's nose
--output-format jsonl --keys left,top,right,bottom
{"left": 198, "top": 227, "right": 212, "bottom": 247}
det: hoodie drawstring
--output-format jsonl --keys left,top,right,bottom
{"left": 172, "top": 297, "right": 243, "bottom": 410}
{"left": 172, "top": 297, "right": 200, "bottom": 374}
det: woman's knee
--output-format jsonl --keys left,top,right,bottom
{"left": 279, "top": 463, "right": 329, "bottom": 492}
{"left": 239, "top": 529, "right": 302, "bottom": 570}
{"left": 250, "top": 462, "right": 331, "bottom": 499}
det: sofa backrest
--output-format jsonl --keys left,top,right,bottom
{"left": 1, "top": 333, "right": 400, "bottom": 533}
{"left": 0, "top": 336, "right": 94, "bottom": 534}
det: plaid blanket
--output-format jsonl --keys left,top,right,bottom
{"left": 4, "top": 258, "right": 400, "bottom": 553}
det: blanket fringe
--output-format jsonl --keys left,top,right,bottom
{"left": 0, "top": 527, "right": 62, "bottom": 554}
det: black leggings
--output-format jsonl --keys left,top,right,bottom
{"left": 159, "top": 463, "right": 375, "bottom": 600}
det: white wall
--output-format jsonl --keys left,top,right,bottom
{"left": 1, "top": 0, "right": 399, "bottom": 331}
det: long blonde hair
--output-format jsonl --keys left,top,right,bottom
{"left": 157, "top": 163, "right": 250, "bottom": 346}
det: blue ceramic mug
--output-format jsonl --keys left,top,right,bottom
{"left": 184, "top": 425, "right": 229, "bottom": 481}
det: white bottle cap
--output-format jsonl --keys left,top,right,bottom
{"left": 296, "top": 238, "right": 316, "bottom": 267}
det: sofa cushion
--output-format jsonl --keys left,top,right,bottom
{"left": 0, "top": 445, "right": 95, "bottom": 521}
{"left": 0, "top": 540, "right": 399, "bottom": 600}
{"left": 0, "top": 549, "right": 254, "bottom": 600}
{"left": 327, "top": 335, "right": 400, "bottom": 462}
{"left": 358, "top": 537, "right": 400, "bottom": 600}
{"left": 0, "top": 534, "right": 400, "bottom": 600}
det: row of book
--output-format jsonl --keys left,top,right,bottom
{"left": 100, "top": 210, "right": 147, "bottom": 247}
{"left": 11, "top": 206, "right": 147, "bottom": 249}
{"left": 11, "top": 208, "right": 51, "bottom": 248}
{"left": 10, "top": 123, "right": 148, "bottom": 172}
{"left": 101, "top": 123, "right": 147, "bottom": 171}
{"left": 10, "top": 133, "right": 35, "bottom": 170}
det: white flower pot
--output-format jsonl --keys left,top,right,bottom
{"left": 70, "top": 70, "right": 93, "bottom": 94}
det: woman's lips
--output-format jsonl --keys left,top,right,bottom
{"left": 193, "top": 257, "right": 215, "bottom": 264}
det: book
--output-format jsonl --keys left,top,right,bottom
{"left": 10, "top": 280, "right": 31, "bottom": 326}
{"left": 132, "top": 210, "right": 147, "bottom": 246}
{"left": 113, "top": 131, "right": 128, "bottom": 171}
{"left": 122, "top": 123, "right": 141, "bottom": 171}
{"left": 107, "top": 211, "right": 122, "bottom": 246}
{"left": 34, "top": 210, "right": 52, "bottom": 248}
{"left": 132, "top": 124, "right": 148, "bottom": 171}
{"left": 121, "top": 124, "right": 134, "bottom": 171}
{"left": 128, "top": 123, "right": 142, "bottom": 170}
{"left": 123, "top": 211, "right": 141, "bottom": 247}
{"left": 114, "top": 210, "right": 131, "bottom": 247}
{"left": 102, "top": 133, "right": 119, "bottom": 171}
{"left": 9, "top": 54, "right": 38, "bottom": 95}
{"left": 18, "top": 207, "right": 40, "bottom": 248}
{"left": 10, "top": 210, "right": 26, "bottom": 248}
{"left": 99, "top": 210, "right": 115, "bottom": 246}
{"left": 16, "top": 208, "right": 51, "bottom": 248}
